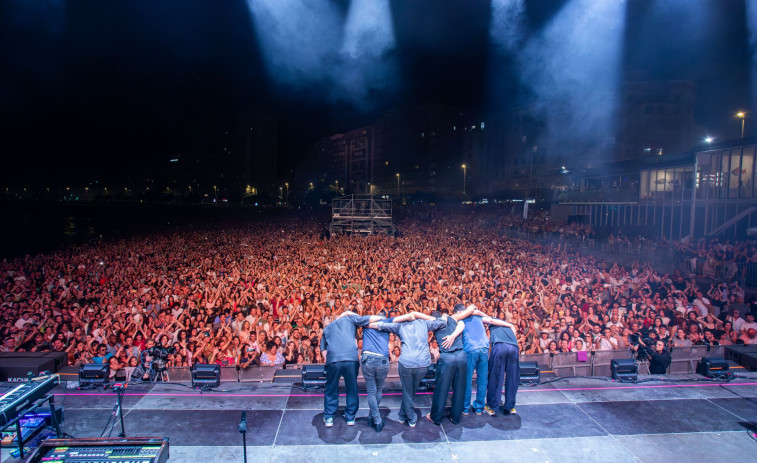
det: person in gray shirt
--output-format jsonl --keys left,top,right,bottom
{"left": 320, "top": 310, "right": 382, "bottom": 428}
{"left": 370, "top": 314, "right": 445, "bottom": 427}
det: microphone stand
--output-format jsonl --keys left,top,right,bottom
{"left": 239, "top": 410, "right": 247, "bottom": 463}
{"left": 113, "top": 384, "right": 127, "bottom": 438}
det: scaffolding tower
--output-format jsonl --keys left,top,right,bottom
{"left": 330, "top": 195, "right": 395, "bottom": 235}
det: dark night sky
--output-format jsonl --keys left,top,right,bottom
{"left": 0, "top": 0, "right": 753, "bottom": 187}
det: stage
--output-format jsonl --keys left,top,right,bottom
{"left": 2, "top": 372, "right": 757, "bottom": 463}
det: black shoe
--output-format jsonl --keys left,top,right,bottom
{"left": 374, "top": 420, "right": 385, "bottom": 433}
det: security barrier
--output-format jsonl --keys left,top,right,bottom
{"left": 138, "top": 345, "right": 729, "bottom": 384}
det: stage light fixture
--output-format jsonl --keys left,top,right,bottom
{"left": 78, "top": 363, "right": 109, "bottom": 388}
{"left": 301, "top": 364, "right": 327, "bottom": 389}
{"left": 519, "top": 361, "right": 540, "bottom": 385}
{"left": 697, "top": 357, "right": 730, "bottom": 379}
{"left": 191, "top": 363, "right": 221, "bottom": 389}
{"left": 611, "top": 359, "right": 638, "bottom": 381}
{"left": 418, "top": 363, "right": 437, "bottom": 391}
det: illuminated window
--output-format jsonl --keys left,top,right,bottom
{"left": 480, "top": 122, "right": 485, "bottom": 130}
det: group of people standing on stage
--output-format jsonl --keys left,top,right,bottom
{"left": 319, "top": 299, "right": 519, "bottom": 431}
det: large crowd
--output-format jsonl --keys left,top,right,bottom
{"left": 2, "top": 205, "right": 757, "bottom": 381}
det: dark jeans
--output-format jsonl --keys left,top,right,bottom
{"left": 398, "top": 363, "right": 428, "bottom": 424}
{"left": 486, "top": 342, "right": 520, "bottom": 411}
{"left": 324, "top": 361, "right": 359, "bottom": 420}
{"left": 430, "top": 350, "right": 467, "bottom": 424}
{"left": 361, "top": 354, "right": 390, "bottom": 425}
{"left": 465, "top": 348, "right": 488, "bottom": 413}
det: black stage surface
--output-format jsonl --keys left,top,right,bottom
{"left": 2, "top": 372, "right": 757, "bottom": 462}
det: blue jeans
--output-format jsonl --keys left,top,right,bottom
{"left": 486, "top": 342, "right": 520, "bottom": 411}
{"left": 324, "top": 361, "right": 359, "bottom": 420}
{"left": 361, "top": 355, "right": 390, "bottom": 425}
{"left": 465, "top": 348, "right": 488, "bottom": 413}
{"left": 398, "top": 363, "right": 427, "bottom": 424}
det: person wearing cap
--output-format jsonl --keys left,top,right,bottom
{"left": 360, "top": 303, "right": 417, "bottom": 432}
{"left": 320, "top": 309, "right": 383, "bottom": 428}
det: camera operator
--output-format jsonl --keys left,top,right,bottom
{"left": 133, "top": 336, "right": 175, "bottom": 382}
{"left": 632, "top": 338, "right": 671, "bottom": 374}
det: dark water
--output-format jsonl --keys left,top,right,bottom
{"left": 0, "top": 201, "right": 284, "bottom": 259}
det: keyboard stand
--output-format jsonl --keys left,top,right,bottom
{"left": 0, "top": 394, "right": 62, "bottom": 459}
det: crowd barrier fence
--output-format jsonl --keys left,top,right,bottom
{"left": 103, "top": 345, "right": 726, "bottom": 384}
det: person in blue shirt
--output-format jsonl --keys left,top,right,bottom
{"left": 474, "top": 310, "right": 520, "bottom": 416}
{"left": 92, "top": 343, "right": 113, "bottom": 364}
{"left": 360, "top": 302, "right": 419, "bottom": 432}
{"left": 319, "top": 310, "right": 382, "bottom": 428}
{"left": 455, "top": 303, "right": 490, "bottom": 415}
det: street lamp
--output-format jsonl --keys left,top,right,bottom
{"left": 396, "top": 173, "right": 400, "bottom": 197}
{"left": 737, "top": 112, "right": 746, "bottom": 139}
{"left": 461, "top": 164, "right": 467, "bottom": 194}
{"left": 285, "top": 182, "right": 289, "bottom": 205}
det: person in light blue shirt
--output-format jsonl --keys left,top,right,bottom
{"left": 456, "top": 303, "right": 489, "bottom": 415}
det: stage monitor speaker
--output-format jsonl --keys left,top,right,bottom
{"left": 79, "top": 363, "right": 109, "bottom": 388}
{"left": 697, "top": 356, "right": 730, "bottom": 379}
{"left": 611, "top": 358, "right": 638, "bottom": 381}
{"left": 192, "top": 363, "right": 221, "bottom": 388}
{"left": 519, "top": 361, "right": 540, "bottom": 386}
{"left": 301, "top": 364, "right": 327, "bottom": 388}
{"left": 418, "top": 363, "right": 437, "bottom": 391}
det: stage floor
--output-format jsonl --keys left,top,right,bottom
{"left": 2, "top": 372, "right": 757, "bottom": 463}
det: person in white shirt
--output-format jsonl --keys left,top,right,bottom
{"left": 726, "top": 310, "right": 745, "bottom": 333}
{"left": 692, "top": 291, "right": 713, "bottom": 317}
{"left": 740, "top": 314, "right": 757, "bottom": 335}
{"left": 14, "top": 311, "right": 33, "bottom": 330}
{"left": 595, "top": 328, "right": 619, "bottom": 351}
{"left": 606, "top": 314, "right": 624, "bottom": 330}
